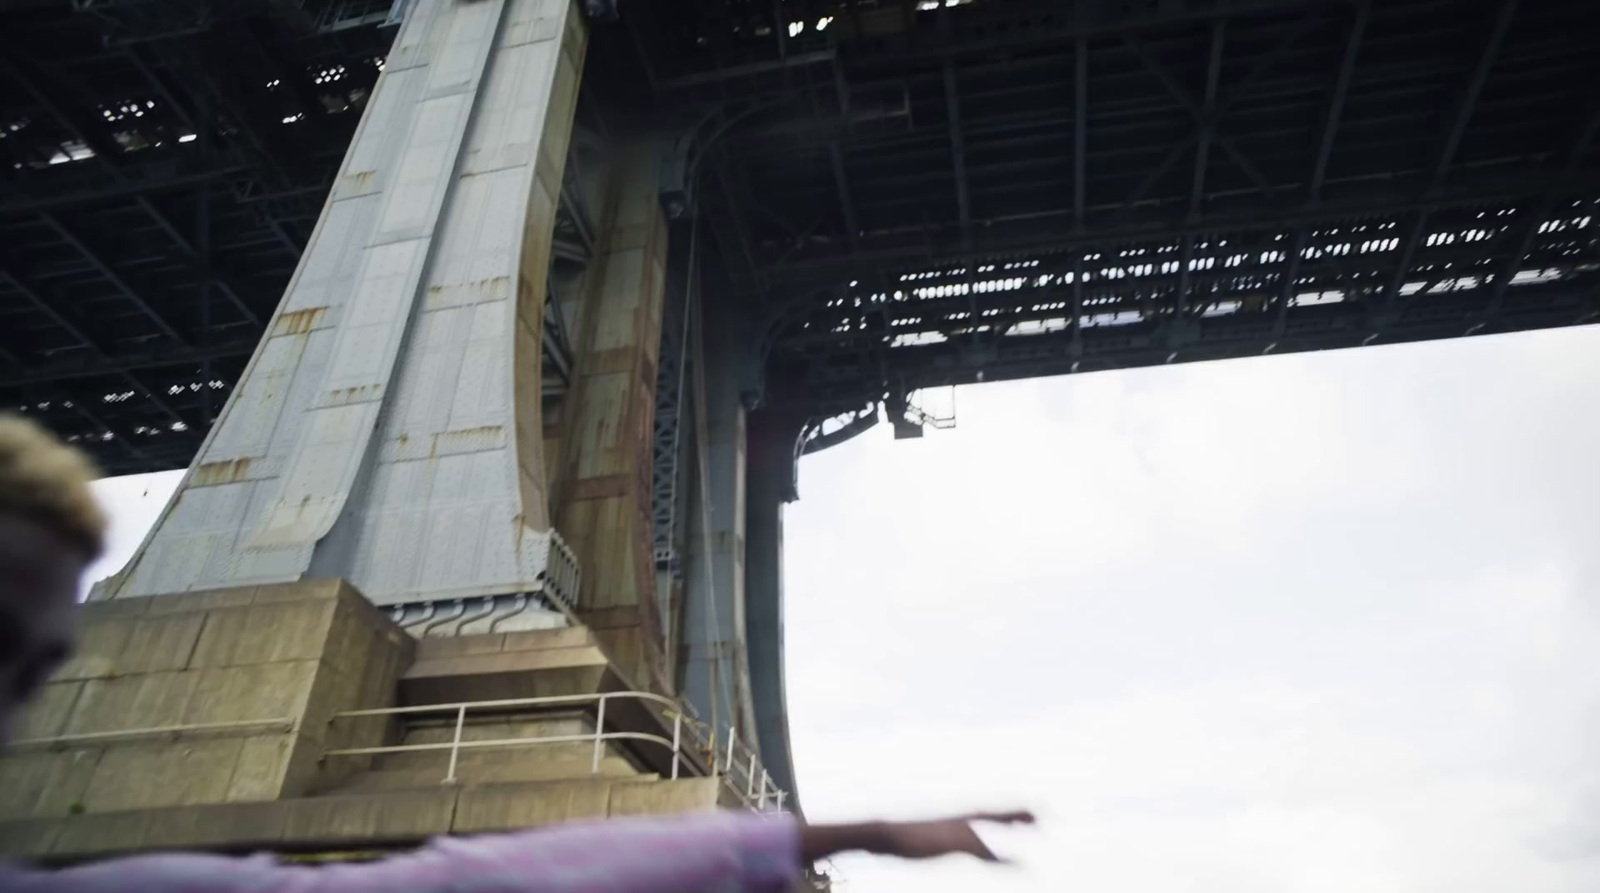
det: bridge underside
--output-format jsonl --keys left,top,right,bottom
{"left": 4, "top": 0, "right": 1596, "bottom": 472}
{"left": 1, "top": 0, "right": 1598, "bottom": 836}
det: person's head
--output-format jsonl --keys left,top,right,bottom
{"left": 0, "top": 414, "right": 105, "bottom": 739}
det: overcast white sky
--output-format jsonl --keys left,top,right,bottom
{"left": 92, "top": 324, "right": 1600, "bottom": 893}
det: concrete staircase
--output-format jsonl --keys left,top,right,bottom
{"left": 326, "top": 712, "right": 649, "bottom": 793}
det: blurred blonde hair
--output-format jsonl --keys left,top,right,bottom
{"left": 0, "top": 414, "right": 106, "bottom": 558}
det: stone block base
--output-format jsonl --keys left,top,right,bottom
{"left": 3, "top": 580, "right": 411, "bottom": 822}
{"left": 0, "top": 578, "right": 742, "bottom": 865}
{"left": 0, "top": 777, "right": 722, "bottom": 861}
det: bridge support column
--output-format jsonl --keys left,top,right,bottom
{"left": 556, "top": 141, "right": 672, "bottom": 693}
{"left": 745, "top": 405, "right": 807, "bottom": 806}
{"left": 0, "top": 0, "right": 790, "bottom": 867}
{"left": 91, "top": 0, "right": 589, "bottom": 614}
{"left": 681, "top": 308, "right": 759, "bottom": 747}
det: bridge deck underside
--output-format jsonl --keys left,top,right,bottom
{"left": 3, "top": 0, "right": 1598, "bottom": 472}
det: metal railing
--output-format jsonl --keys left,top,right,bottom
{"left": 703, "top": 721, "right": 788, "bottom": 813}
{"left": 322, "top": 691, "right": 787, "bottom": 812}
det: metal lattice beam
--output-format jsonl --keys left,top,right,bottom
{"left": 1309, "top": 1, "right": 1369, "bottom": 205}
{"left": 5, "top": 0, "right": 1598, "bottom": 473}
{"left": 1125, "top": 32, "right": 1274, "bottom": 199}
{"left": 943, "top": 59, "right": 973, "bottom": 249}
{"left": 0, "top": 267, "right": 191, "bottom": 429}
{"left": 38, "top": 213, "right": 191, "bottom": 348}
{"left": 1378, "top": 0, "right": 1520, "bottom": 315}
{"left": 0, "top": 344, "right": 149, "bottom": 462}
{"left": 761, "top": 169, "right": 1600, "bottom": 290}
{"left": 136, "top": 195, "right": 264, "bottom": 328}
{"left": 1174, "top": 21, "right": 1227, "bottom": 326}
{"left": 652, "top": 222, "right": 696, "bottom": 575}
{"left": 784, "top": 277, "right": 1599, "bottom": 417}
{"left": 1479, "top": 105, "right": 1600, "bottom": 324}
{"left": 1113, "top": 17, "right": 1316, "bottom": 222}
{"left": 1278, "top": 0, "right": 1369, "bottom": 337}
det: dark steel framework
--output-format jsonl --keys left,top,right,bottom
{"left": 618, "top": 0, "right": 1600, "bottom": 436}
{"left": 3, "top": 0, "right": 1598, "bottom": 474}
{"left": 0, "top": 0, "right": 591, "bottom": 474}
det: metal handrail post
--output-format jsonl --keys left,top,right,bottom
{"left": 320, "top": 690, "right": 780, "bottom": 799}
{"left": 670, "top": 712, "right": 682, "bottom": 780}
{"left": 444, "top": 704, "right": 466, "bottom": 783}
{"left": 591, "top": 694, "right": 608, "bottom": 774}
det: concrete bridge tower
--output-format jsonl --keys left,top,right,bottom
{"left": 0, "top": 0, "right": 798, "bottom": 862}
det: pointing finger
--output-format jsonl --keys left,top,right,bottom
{"left": 960, "top": 811, "right": 1036, "bottom": 826}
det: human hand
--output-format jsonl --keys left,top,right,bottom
{"left": 875, "top": 811, "right": 1035, "bottom": 862}
{"left": 800, "top": 810, "right": 1035, "bottom": 864}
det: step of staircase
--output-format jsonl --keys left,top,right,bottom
{"left": 331, "top": 757, "right": 650, "bottom": 793}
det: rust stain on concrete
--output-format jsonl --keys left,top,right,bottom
{"left": 192, "top": 457, "right": 253, "bottom": 486}
{"left": 273, "top": 307, "right": 327, "bottom": 337}
{"left": 431, "top": 424, "right": 505, "bottom": 454}
{"left": 328, "top": 384, "right": 382, "bottom": 404}
{"left": 425, "top": 276, "right": 512, "bottom": 307}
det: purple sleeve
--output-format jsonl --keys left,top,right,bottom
{"left": 0, "top": 810, "right": 802, "bottom": 893}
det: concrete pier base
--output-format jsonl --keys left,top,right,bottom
{"left": 0, "top": 579, "right": 741, "bottom": 863}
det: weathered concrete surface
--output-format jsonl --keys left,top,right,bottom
{"left": 0, "top": 778, "right": 722, "bottom": 861}
{"left": 0, "top": 577, "right": 744, "bottom": 864}
{"left": 396, "top": 627, "right": 706, "bottom": 782}
{"left": 399, "top": 626, "right": 612, "bottom": 704}
{"left": 0, "top": 0, "right": 788, "bottom": 861}
{"left": 555, "top": 141, "right": 672, "bottom": 695}
{"left": 89, "top": 0, "right": 590, "bottom": 608}
{"left": 330, "top": 711, "right": 643, "bottom": 792}
{"left": 1, "top": 579, "right": 412, "bottom": 822}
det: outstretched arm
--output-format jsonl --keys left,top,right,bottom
{"left": 0, "top": 809, "right": 1034, "bottom": 893}
{"left": 803, "top": 811, "right": 1034, "bottom": 863}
